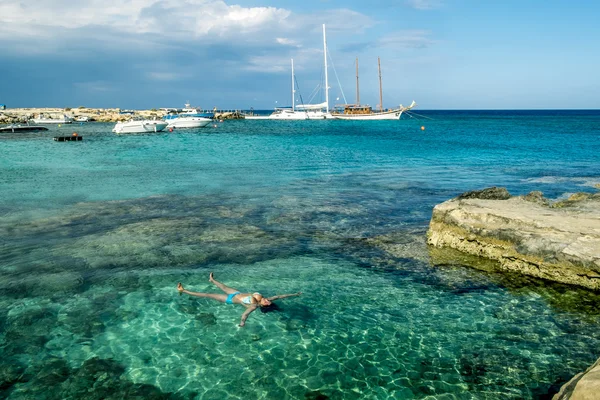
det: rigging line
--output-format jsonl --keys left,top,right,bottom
{"left": 326, "top": 47, "right": 347, "bottom": 104}
{"left": 293, "top": 75, "right": 306, "bottom": 107}
{"left": 404, "top": 111, "right": 434, "bottom": 120}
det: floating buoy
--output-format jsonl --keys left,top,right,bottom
{"left": 421, "top": 126, "right": 425, "bottom": 131}
{"left": 58, "top": 124, "right": 62, "bottom": 127}
{"left": 213, "top": 124, "right": 217, "bottom": 128}
{"left": 219, "top": 119, "right": 223, "bottom": 123}
{"left": 72, "top": 132, "right": 78, "bottom": 136}
{"left": 169, "top": 128, "right": 173, "bottom": 132}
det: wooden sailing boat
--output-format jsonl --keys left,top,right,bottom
{"left": 332, "top": 57, "right": 416, "bottom": 120}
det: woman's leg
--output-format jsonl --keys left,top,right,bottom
{"left": 209, "top": 272, "right": 240, "bottom": 295}
{"left": 178, "top": 283, "right": 229, "bottom": 303}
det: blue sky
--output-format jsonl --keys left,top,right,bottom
{"left": 1, "top": 0, "right": 598, "bottom": 109}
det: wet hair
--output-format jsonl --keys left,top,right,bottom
{"left": 259, "top": 303, "right": 281, "bottom": 314}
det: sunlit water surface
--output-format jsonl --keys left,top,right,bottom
{"left": 1, "top": 111, "right": 600, "bottom": 399}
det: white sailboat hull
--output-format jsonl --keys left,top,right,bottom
{"left": 332, "top": 109, "right": 404, "bottom": 120}
{"left": 268, "top": 110, "right": 308, "bottom": 120}
{"left": 112, "top": 120, "right": 168, "bottom": 134}
{"left": 244, "top": 115, "right": 271, "bottom": 120}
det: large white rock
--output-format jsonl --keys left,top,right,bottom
{"left": 427, "top": 195, "right": 600, "bottom": 290}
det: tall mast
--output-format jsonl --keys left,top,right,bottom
{"left": 378, "top": 56, "right": 383, "bottom": 112}
{"left": 291, "top": 59, "right": 295, "bottom": 111}
{"left": 323, "top": 24, "right": 329, "bottom": 113}
{"left": 356, "top": 57, "right": 360, "bottom": 105}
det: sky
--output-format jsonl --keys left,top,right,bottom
{"left": 0, "top": 0, "right": 599, "bottom": 110}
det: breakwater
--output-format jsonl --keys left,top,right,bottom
{"left": 0, "top": 107, "right": 244, "bottom": 124}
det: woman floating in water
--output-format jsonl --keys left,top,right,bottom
{"left": 177, "top": 273, "right": 302, "bottom": 327}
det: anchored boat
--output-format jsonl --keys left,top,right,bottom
{"left": 112, "top": 119, "right": 168, "bottom": 134}
{"left": 332, "top": 57, "right": 416, "bottom": 120}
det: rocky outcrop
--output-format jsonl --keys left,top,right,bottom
{"left": 553, "top": 358, "right": 600, "bottom": 400}
{"left": 426, "top": 188, "right": 600, "bottom": 290}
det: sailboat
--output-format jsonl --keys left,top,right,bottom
{"left": 246, "top": 25, "right": 332, "bottom": 120}
{"left": 332, "top": 57, "right": 416, "bottom": 120}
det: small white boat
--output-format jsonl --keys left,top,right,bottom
{"left": 112, "top": 119, "right": 168, "bottom": 134}
{"left": 75, "top": 116, "right": 90, "bottom": 122}
{"left": 31, "top": 114, "right": 73, "bottom": 124}
{"left": 163, "top": 104, "right": 213, "bottom": 129}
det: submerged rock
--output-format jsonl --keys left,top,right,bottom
{"left": 427, "top": 189, "right": 600, "bottom": 290}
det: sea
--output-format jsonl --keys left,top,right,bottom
{"left": 1, "top": 110, "right": 599, "bottom": 399}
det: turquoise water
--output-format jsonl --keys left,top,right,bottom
{"left": 1, "top": 111, "right": 600, "bottom": 399}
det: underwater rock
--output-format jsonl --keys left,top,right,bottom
{"left": 195, "top": 312, "right": 217, "bottom": 326}
{"left": 57, "top": 357, "right": 189, "bottom": 399}
{"left": 427, "top": 192, "right": 600, "bottom": 290}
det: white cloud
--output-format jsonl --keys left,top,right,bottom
{"left": 146, "top": 72, "right": 183, "bottom": 81}
{"left": 406, "top": 0, "right": 443, "bottom": 10}
{"left": 379, "top": 30, "right": 436, "bottom": 49}
{"left": 0, "top": 0, "right": 291, "bottom": 40}
{"left": 74, "top": 81, "right": 115, "bottom": 92}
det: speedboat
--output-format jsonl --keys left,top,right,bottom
{"left": 112, "top": 119, "right": 168, "bottom": 134}
{"left": 31, "top": 114, "right": 73, "bottom": 124}
{"left": 0, "top": 124, "right": 49, "bottom": 132}
{"left": 163, "top": 103, "right": 213, "bottom": 129}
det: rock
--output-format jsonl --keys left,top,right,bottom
{"left": 427, "top": 195, "right": 600, "bottom": 290}
{"left": 552, "top": 192, "right": 600, "bottom": 208}
{"left": 522, "top": 191, "right": 550, "bottom": 206}
{"left": 456, "top": 186, "right": 511, "bottom": 200}
{"left": 553, "top": 357, "right": 600, "bottom": 400}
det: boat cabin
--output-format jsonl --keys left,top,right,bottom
{"left": 337, "top": 104, "right": 373, "bottom": 115}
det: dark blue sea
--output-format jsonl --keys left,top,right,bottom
{"left": 1, "top": 110, "right": 600, "bottom": 399}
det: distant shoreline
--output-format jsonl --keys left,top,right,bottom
{"left": 0, "top": 107, "right": 245, "bottom": 123}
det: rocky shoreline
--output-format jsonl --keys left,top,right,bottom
{"left": 0, "top": 107, "right": 244, "bottom": 124}
{"left": 427, "top": 187, "right": 600, "bottom": 399}
{"left": 427, "top": 187, "right": 600, "bottom": 290}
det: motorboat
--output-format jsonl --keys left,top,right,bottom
{"left": 31, "top": 114, "right": 73, "bottom": 124}
{"left": 112, "top": 119, "right": 168, "bottom": 134}
{"left": 0, "top": 124, "right": 49, "bottom": 132}
{"left": 163, "top": 104, "right": 213, "bottom": 129}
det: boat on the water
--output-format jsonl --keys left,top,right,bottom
{"left": 249, "top": 25, "right": 332, "bottom": 121}
{"left": 112, "top": 119, "right": 168, "bottom": 134}
{"left": 332, "top": 57, "right": 416, "bottom": 120}
{"left": 31, "top": 114, "right": 73, "bottom": 124}
{"left": 163, "top": 104, "right": 213, "bottom": 129}
{"left": 0, "top": 124, "right": 49, "bottom": 133}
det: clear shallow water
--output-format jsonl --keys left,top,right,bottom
{"left": 1, "top": 111, "right": 600, "bottom": 399}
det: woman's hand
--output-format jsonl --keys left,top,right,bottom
{"left": 239, "top": 321, "right": 245, "bottom": 327}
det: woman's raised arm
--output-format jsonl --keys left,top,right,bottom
{"left": 267, "top": 292, "right": 302, "bottom": 301}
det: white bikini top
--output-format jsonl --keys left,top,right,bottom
{"left": 241, "top": 292, "right": 262, "bottom": 305}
